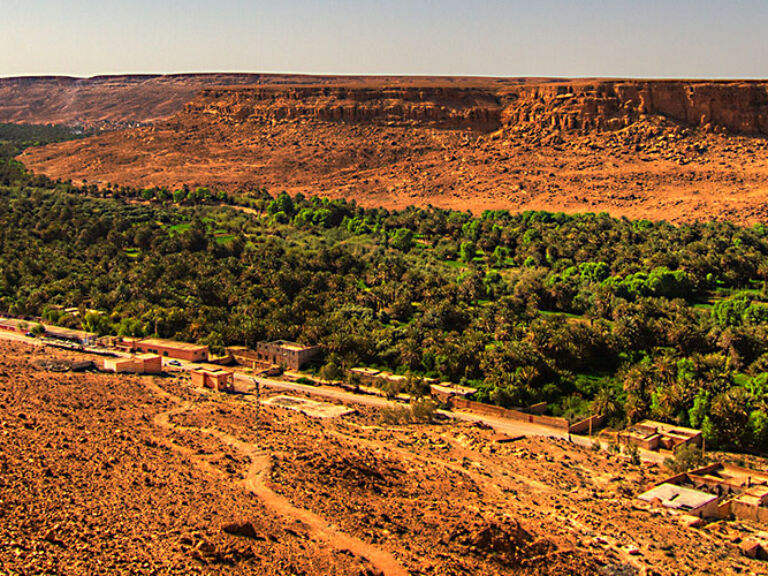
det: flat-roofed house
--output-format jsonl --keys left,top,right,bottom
{"left": 430, "top": 382, "right": 478, "bottom": 404}
{"left": 255, "top": 340, "right": 320, "bottom": 370}
{"left": 618, "top": 420, "right": 702, "bottom": 452}
{"left": 116, "top": 338, "right": 209, "bottom": 363}
{"left": 638, "top": 483, "right": 720, "bottom": 518}
{"left": 102, "top": 353, "right": 162, "bottom": 374}
{"left": 42, "top": 324, "right": 97, "bottom": 345}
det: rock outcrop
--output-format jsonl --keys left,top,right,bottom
{"left": 170, "top": 79, "right": 768, "bottom": 138}
{"left": 501, "top": 81, "right": 768, "bottom": 135}
{"left": 5, "top": 75, "right": 768, "bottom": 137}
{"left": 184, "top": 86, "right": 503, "bottom": 131}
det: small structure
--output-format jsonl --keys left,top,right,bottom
{"left": 255, "top": 340, "right": 320, "bottom": 370}
{"left": 117, "top": 338, "right": 209, "bottom": 363}
{"left": 618, "top": 420, "right": 702, "bottom": 452}
{"left": 102, "top": 353, "right": 162, "bottom": 374}
{"left": 638, "top": 483, "right": 720, "bottom": 518}
{"left": 430, "top": 382, "right": 477, "bottom": 404}
{"left": 191, "top": 366, "right": 234, "bottom": 392}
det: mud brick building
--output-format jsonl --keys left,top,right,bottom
{"left": 640, "top": 463, "right": 768, "bottom": 523}
{"left": 116, "top": 337, "right": 209, "bottom": 363}
{"left": 102, "top": 353, "right": 162, "bottom": 374}
{"left": 618, "top": 420, "right": 702, "bottom": 452}
{"left": 255, "top": 340, "right": 320, "bottom": 370}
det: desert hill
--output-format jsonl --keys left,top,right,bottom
{"left": 15, "top": 76, "right": 768, "bottom": 223}
{"left": 1, "top": 339, "right": 762, "bottom": 575}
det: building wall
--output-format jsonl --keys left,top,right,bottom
{"left": 697, "top": 499, "right": 722, "bottom": 519}
{"left": 103, "top": 358, "right": 138, "bottom": 373}
{"left": 133, "top": 342, "right": 208, "bottom": 362}
{"left": 569, "top": 414, "right": 606, "bottom": 435}
{"left": 191, "top": 370, "right": 233, "bottom": 392}
{"left": 449, "top": 397, "right": 570, "bottom": 431}
{"left": 191, "top": 371, "right": 206, "bottom": 388}
{"left": 255, "top": 342, "right": 319, "bottom": 370}
{"left": 102, "top": 355, "right": 162, "bottom": 374}
{"left": 732, "top": 501, "right": 768, "bottom": 524}
{"left": 138, "top": 355, "right": 162, "bottom": 374}
{"left": 618, "top": 432, "right": 660, "bottom": 451}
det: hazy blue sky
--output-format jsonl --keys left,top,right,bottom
{"left": 2, "top": 0, "right": 767, "bottom": 78}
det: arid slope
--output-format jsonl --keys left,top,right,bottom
{"left": 0, "top": 342, "right": 766, "bottom": 576}
{"left": 1, "top": 340, "right": 766, "bottom": 575}
{"left": 17, "top": 77, "right": 768, "bottom": 223}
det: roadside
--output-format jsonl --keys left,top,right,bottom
{"left": 0, "top": 329, "right": 669, "bottom": 465}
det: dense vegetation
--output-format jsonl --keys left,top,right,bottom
{"left": 2, "top": 129, "right": 768, "bottom": 453}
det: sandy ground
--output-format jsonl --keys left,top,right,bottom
{"left": 1, "top": 340, "right": 766, "bottom": 575}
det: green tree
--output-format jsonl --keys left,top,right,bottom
{"left": 391, "top": 228, "right": 414, "bottom": 252}
{"left": 460, "top": 241, "right": 476, "bottom": 263}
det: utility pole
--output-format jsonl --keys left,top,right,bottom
{"left": 251, "top": 377, "right": 261, "bottom": 440}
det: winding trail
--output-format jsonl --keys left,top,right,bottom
{"left": 147, "top": 381, "right": 409, "bottom": 576}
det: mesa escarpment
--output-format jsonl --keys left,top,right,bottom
{"left": 178, "top": 80, "right": 768, "bottom": 136}
{"left": 185, "top": 85, "right": 504, "bottom": 130}
{"left": 19, "top": 77, "right": 768, "bottom": 224}
{"left": 0, "top": 73, "right": 542, "bottom": 129}
{"left": 501, "top": 80, "right": 768, "bottom": 136}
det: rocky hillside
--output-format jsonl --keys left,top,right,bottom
{"left": 1, "top": 339, "right": 763, "bottom": 575}
{"left": 18, "top": 77, "right": 768, "bottom": 223}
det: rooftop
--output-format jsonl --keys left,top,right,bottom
{"left": 639, "top": 483, "right": 718, "bottom": 512}
{"left": 42, "top": 324, "right": 97, "bottom": 339}
{"left": 350, "top": 367, "right": 381, "bottom": 376}
{"left": 193, "top": 363, "right": 231, "bottom": 374}
{"left": 635, "top": 420, "right": 701, "bottom": 438}
{"left": 431, "top": 383, "right": 477, "bottom": 396}
{"left": 135, "top": 338, "right": 208, "bottom": 351}
{"left": 688, "top": 463, "right": 768, "bottom": 488}
{"left": 270, "top": 340, "right": 318, "bottom": 351}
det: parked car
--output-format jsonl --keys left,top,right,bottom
{"left": 168, "top": 360, "right": 182, "bottom": 366}
{"left": 24, "top": 332, "right": 35, "bottom": 338}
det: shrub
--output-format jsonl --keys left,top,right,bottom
{"left": 664, "top": 444, "right": 709, "bottom": 473}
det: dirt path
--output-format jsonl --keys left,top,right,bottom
{"left": 147, "top": 382, "right": 409, "bottom": 576}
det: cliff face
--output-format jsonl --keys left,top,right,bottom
{"left": 501, "top": 81, "right": 768, "bottom": 135}
{"left": 176, "top": 80, "right": 768, "bottom": 137}
{"left": 184, "top": 86, "right": 503, "bottom": 131}
{"left": 5, "top": 75, "right": 768, "bottom": 136}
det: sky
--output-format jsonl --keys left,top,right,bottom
{"left": 2, "top": 0, "right": 768, "bottom": 79}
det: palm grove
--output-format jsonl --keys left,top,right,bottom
{"left": 2, "top": 127, "right": 768, "bottom": 453}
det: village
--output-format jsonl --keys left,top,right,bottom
{"left": 3, "top": 314, "right": 768, "bottom": 561}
